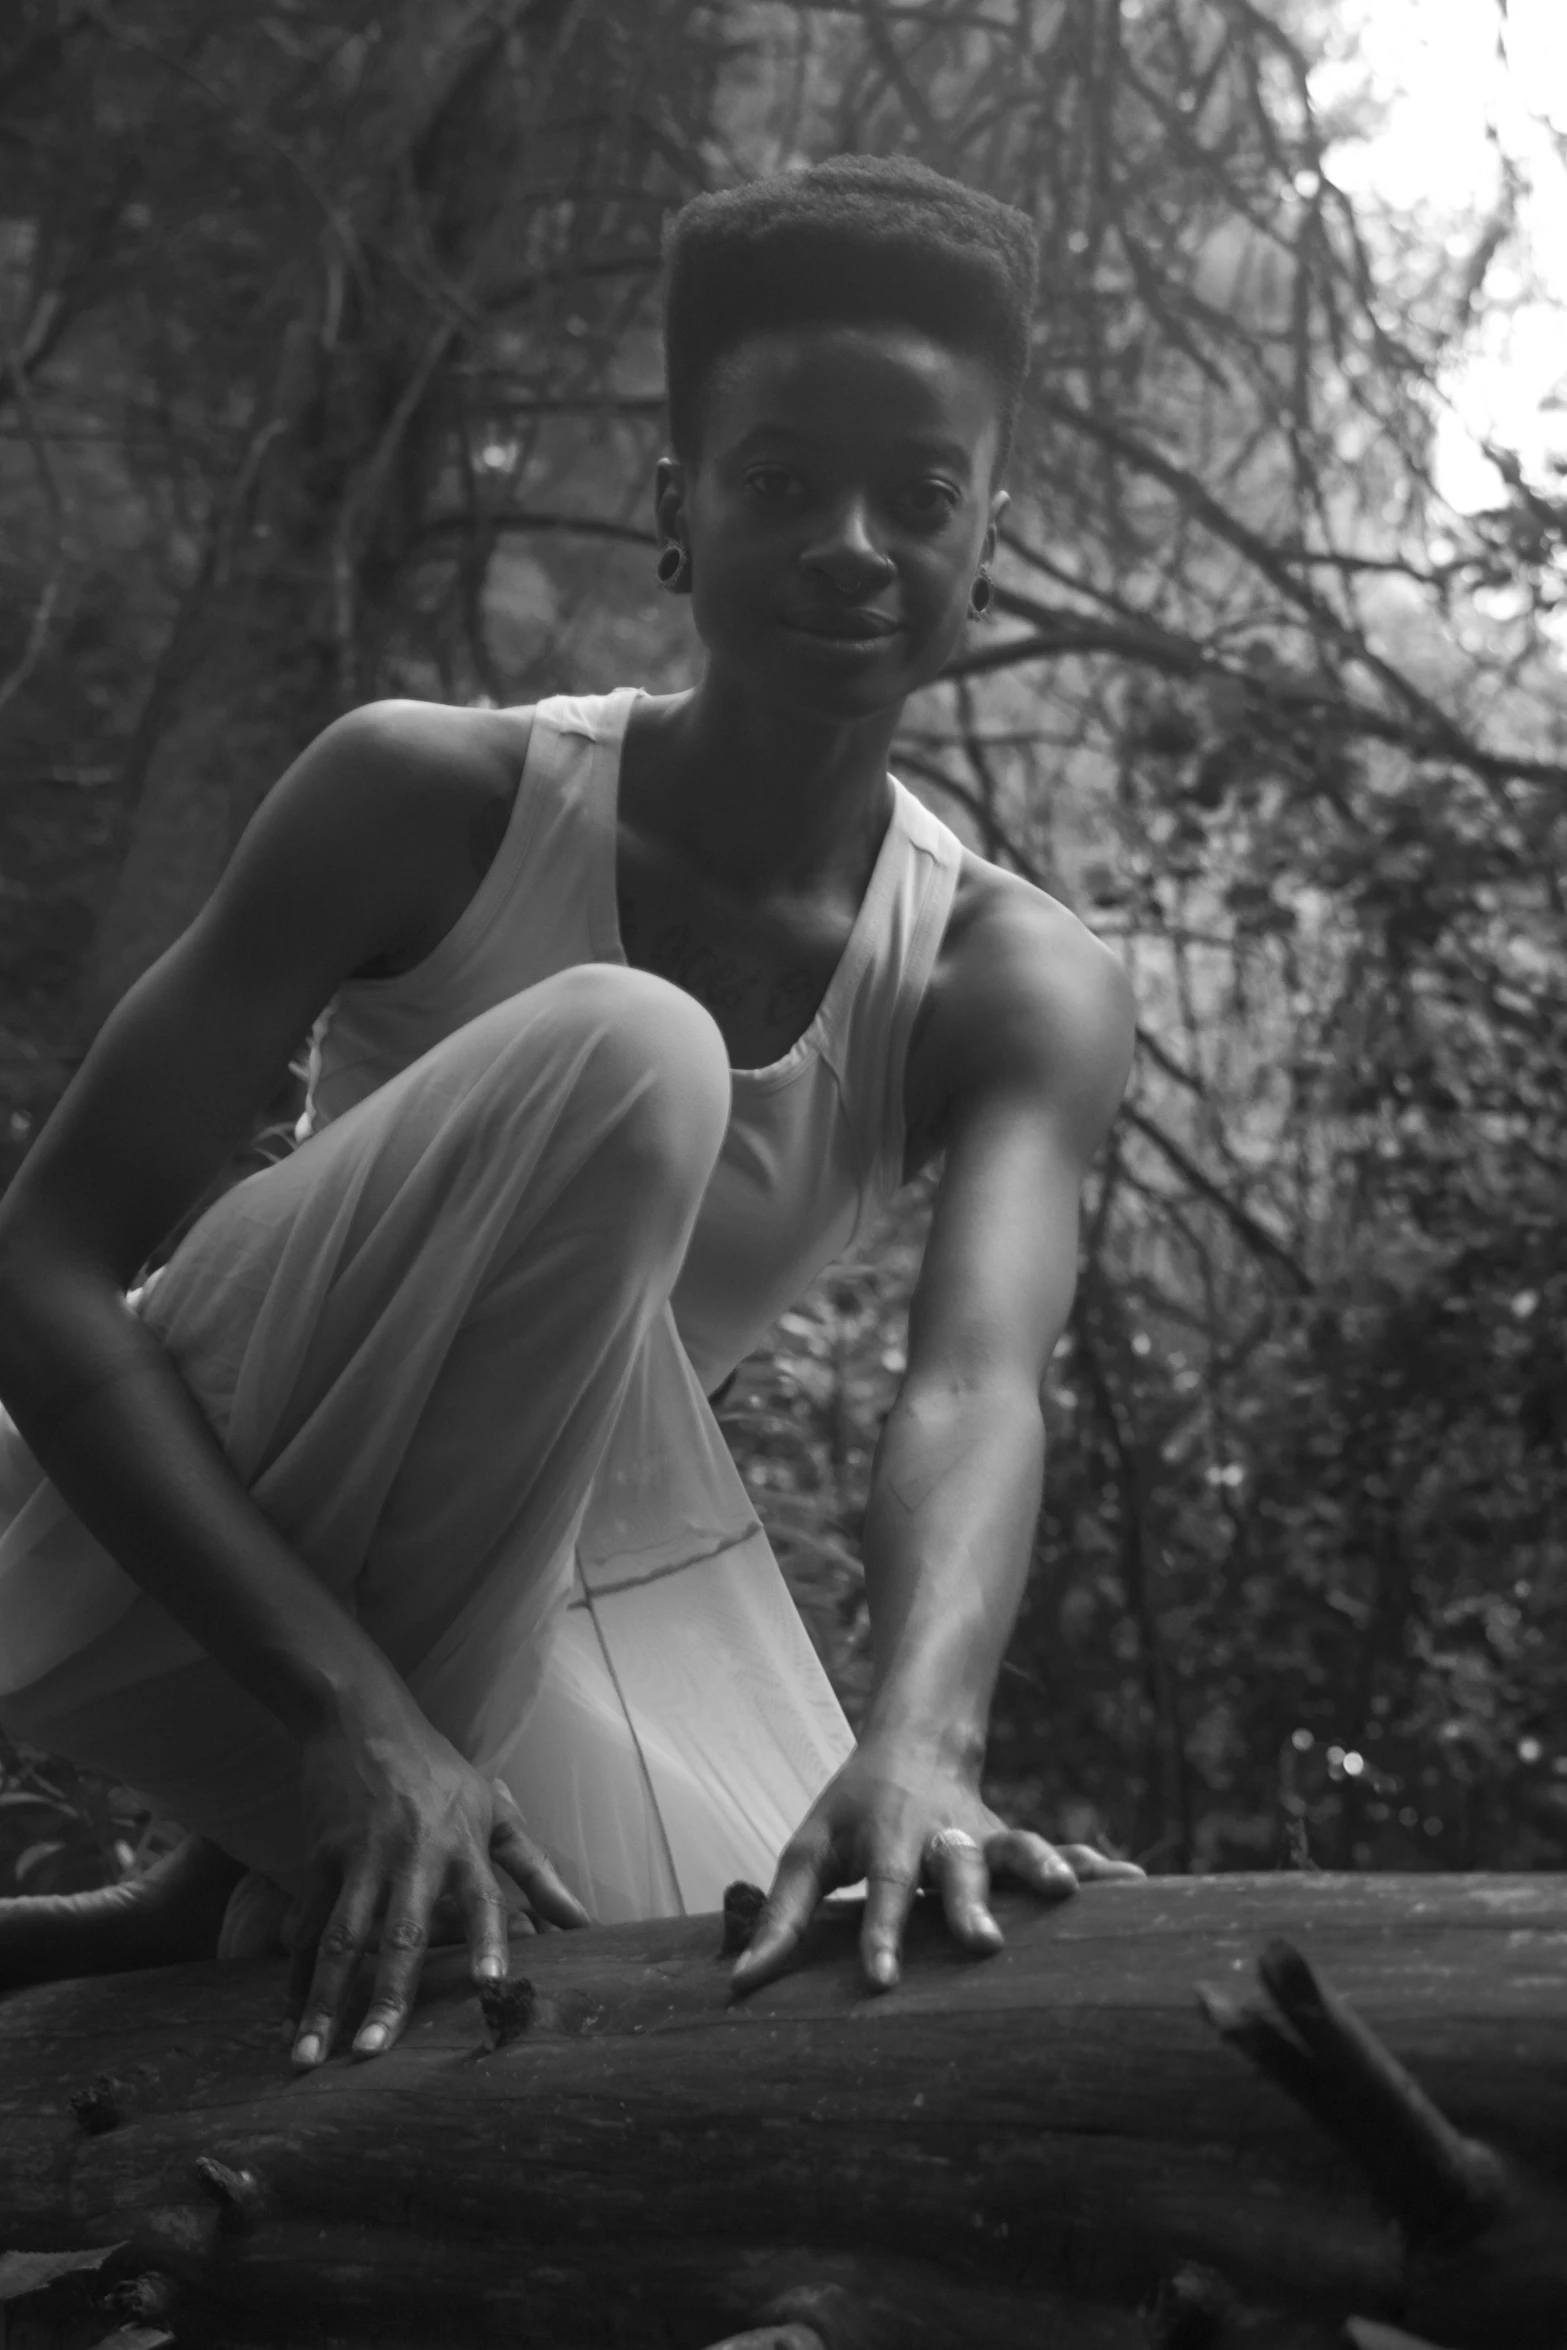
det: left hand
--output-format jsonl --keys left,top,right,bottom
{"left": 730, "top": 1735, "right": 1144, "bottom": 1996}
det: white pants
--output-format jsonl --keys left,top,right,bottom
{"left": 0, "top": 967, "right": 852, "bottom": 1920}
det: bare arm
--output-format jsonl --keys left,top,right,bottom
{"left": 0, "top": 701, "right": 490, "bottom": 1728}
{"left": 0, "top": 700, "right": 584, "bottom": 2050}
{"left": 735, "top": 889, "right": 1142, "bottom": 1993}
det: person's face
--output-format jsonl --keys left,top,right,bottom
{"left": 657, "top": 322, "right": 1008, "bottom": 722}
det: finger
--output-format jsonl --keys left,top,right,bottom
{"left": 861, "top": 1860, "right": 920, "bottom": 1992}
{"left": 983, "top": 1828, "right": 1079, "bottom": 1902}
{"left": 353, "top": 1859, "right": 444, "bottom": 2058}
{"left": 928, "top": 1834, "right": 1004, "bottom": 1955}
{"left": 489, "top": 1800, "right": 590, "bottom": 1931}
{"left": 284, "top": 1864, "right": 340, "bottom": 2031}
{"left": 731, "top": 1837, "right": 835, "bottom": 1995}
{"left": 292, "top": 1868, "right": 379, "bottom": 2068}
{"left": 456, "top": 1858, "right": 511, "bottom": 1988}
{"left": 1054, "top": 1841, "right": 1146, "bottom": 1883}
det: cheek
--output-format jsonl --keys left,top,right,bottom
{"left": 911, "top": 539, "right": 982, "bottom": 617}
{"left": 689, "top": 536, "right": 768, "bottom": 619}
{"left": 684, "top": 493, "right": 767, "bottom": 585}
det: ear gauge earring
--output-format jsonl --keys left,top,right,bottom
{"left": 968, "top": 570, "right": 994, "bottom": 620}
{"left": 656, "top": 543, "right": 692, "bottom": 593}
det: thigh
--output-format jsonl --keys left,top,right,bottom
{"left": 140, "top": 964, "right": 727, "bottom": 1461}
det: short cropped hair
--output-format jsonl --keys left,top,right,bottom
{"left": 662, "top": 154, "right": 1038, "bottom": 475}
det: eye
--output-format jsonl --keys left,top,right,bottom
{"left": 900, "top": 477, "right": 962, "bottom": 523}
{"left": 745, "top": 464, "right": 806, "bottom": 505}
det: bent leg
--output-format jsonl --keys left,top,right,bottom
{"left": 1, "top": 967, "right": 729, "bottom": 1965}
{"left": 0, "top": 1834, "right": 244, "bottom": 1993}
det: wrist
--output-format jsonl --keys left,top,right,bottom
{"left": 857, "top": 1701, "right": 987, "bottom": 1782}
{"left": 275, "top": 1644, "right": 413, "bottom": 1746}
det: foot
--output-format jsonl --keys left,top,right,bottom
{"left": 0, "top": 1833, "right": 246, "bottom": 1991}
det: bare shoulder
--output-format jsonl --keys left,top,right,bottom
{"left": 948, "top": 852, "right": 1133, "bottom": 1055}
{"left": 273, "top": 698, "right": 534, "bottom": 837}
{"left": 908, "top": 850, "right": 1135, "bottom": 1162}
{"left": 217, "top": 698, "right": 537, "bottom": 980}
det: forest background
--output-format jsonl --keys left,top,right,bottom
{"left": 1, "top": 0, "right": 1564, "bottom": 1902}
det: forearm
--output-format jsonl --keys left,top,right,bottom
{"left": 0, "top": 1252, "right": 408, "bottom": 1741}
{"left": 857, "top": 1378, "right": 1045, "bottom": 1767}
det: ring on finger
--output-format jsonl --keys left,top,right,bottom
{"left": 925, "top": 1826, "right": 983, "bottom": 1865}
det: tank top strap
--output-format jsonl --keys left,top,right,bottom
{"left": 821, "top": 777, "right": 964, "bottom": 1214}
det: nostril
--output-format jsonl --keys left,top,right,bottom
{"left": 806, "top": 565, "right": 896, "bottom": 607}
{"left": 801, "top": 527, "right": 895, "bottom": 585}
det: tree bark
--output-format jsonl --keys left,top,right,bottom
{"left": 1, "top": 1874, "right": 1563, "bottom": 2348}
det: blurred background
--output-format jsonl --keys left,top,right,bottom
{"left": 2, "top": 0, "right": 1564, "bottom": 1900}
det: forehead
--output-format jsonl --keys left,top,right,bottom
{"left": 700, "top": 321, "right": 1002, "bottom": 472}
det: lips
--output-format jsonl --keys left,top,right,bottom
{"left": 783, "top": 610, "right": 902, "bottom": 641}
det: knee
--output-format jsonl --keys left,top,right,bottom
{"left": 544, "top": 964, "right": 731, "bottom": 1187}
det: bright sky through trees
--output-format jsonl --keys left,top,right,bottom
{"left": 1319, "top": 0, "right": 1567, "bottom": 511}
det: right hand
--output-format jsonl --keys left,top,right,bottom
{"left": 286, "top": 1694, "right": 588, "bottom": 2068}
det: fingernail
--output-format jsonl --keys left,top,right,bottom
{"left": 354, "top": 2022, "right": 388, "bottom": 2055}
{"left": 870, "top": 1950, "right": 898, "bottom": 1989}
{"left": 293, "top": 2033, "right": 322, "bottom": 2067}
{"left": 476, "top": 1956, "right": 504, "bottom": 1983}
{"left": 975, "top": 1912, "right": 1004, "bottom": 1945}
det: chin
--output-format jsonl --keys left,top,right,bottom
{"left": 718, "top": 637, "right": 924, "bottom": 724}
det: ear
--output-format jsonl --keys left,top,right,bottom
{"left": 981, "top": 485, "right": 1009, "bottom": 568}
{"left": 654, "top": 455, "right": 689, "bottom": 551}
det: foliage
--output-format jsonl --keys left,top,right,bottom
{"left": 2, "top": 0, "right": 1566, "bottom": 1896}
{"left": 0, "top": 1729, "right": 181, "bottom": 1897}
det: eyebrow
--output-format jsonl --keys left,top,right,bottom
{"left": 732, "top": 422, "right": 976, "bottom": 471}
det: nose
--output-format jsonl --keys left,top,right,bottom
{"left": 800, "top": 495, "right": 895, "bottom": 597}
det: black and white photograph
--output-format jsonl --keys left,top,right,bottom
{"left": 0, "top": 3, "right": 1563, "bottom": 2343}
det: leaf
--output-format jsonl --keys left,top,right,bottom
{"left": 13, "top": 1838, "right": 67, "bottom": 1883}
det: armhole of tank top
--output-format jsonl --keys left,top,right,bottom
{"left": 875, "top": 826, "right": 962, "bottom": 1201}
{"left": 431, "top": 700, "right": 551, "bottom": 966}
{"left": 295, "top": 706, "right": 551, "bottom": 1141}
{"left": 337, "top": 704, "right": 553, "bottom": 1007}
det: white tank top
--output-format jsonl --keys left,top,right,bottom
{"left": 302, "top": 688, "right": 964, "bottom": 1394}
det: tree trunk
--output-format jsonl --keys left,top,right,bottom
{"left": 1, "top": 1875, "right": 1563, "bottom": 2350}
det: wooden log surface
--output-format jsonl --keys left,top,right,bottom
{"left": 1, "top": 1872, "right": 1564, "bottom": 2348}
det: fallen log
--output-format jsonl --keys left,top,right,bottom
{"left": 0, "top": 1873, "right": 1564, "bottom": 2349}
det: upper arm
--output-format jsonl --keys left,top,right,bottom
{"left": 0, "top": 701, "right": 525, "bottom": 1288}
{"left": 903, "top": 892, "right": 1134, "bottom": 1400}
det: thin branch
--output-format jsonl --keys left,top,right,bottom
{"left": 417, "top": 507, "right": 657, "bottom": 548}
{"left": 943, "top": 591, "right": 1567, "bottom": 791}
{"left": 1120, "top": 1104, "right": 1315, "bottom": 1295}
{"left": 0, "top": 323, "right": 70, "bottom": 715}
{"left": 76, "top": 0, "right": 366, "bottom": 289}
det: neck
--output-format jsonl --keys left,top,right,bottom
{"left": 641, "top": 666, "right": 900, "bottom": 895}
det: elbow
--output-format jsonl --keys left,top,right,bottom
{"left": 0, "top": 1173, "right": 60, "bottom": 1290}
{"left": 0, "top": 1193, "right": 92, "bottom": 1394}
{"left": 0, "top": 1198, "right": 36, "bottom": 1316}
{"left": 886, "top": 1363, "right": 1046, "bottom": 1441}
{"left": 0, "top": 1202, "right": 48, "bottom": 1385}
